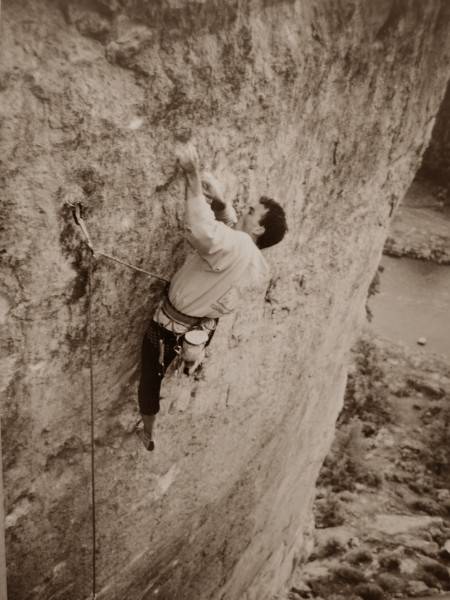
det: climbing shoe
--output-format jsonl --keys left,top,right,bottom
{"left": 138, "top": 429, "right": 155, "bottom": 452}
{"left": 134, "top": 418, "right": 155, "bottom": 451}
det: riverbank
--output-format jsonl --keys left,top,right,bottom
{"left": 384, "top": 180, "right": 450, "bottom": 264}
{"left": 284, "top": 332, "right": 450, "bottom": 600}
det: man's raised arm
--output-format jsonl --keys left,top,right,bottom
{"left": 176, "top": 143, "right": 234, "bottom": 255}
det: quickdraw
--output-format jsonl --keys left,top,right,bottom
{"left": 68, "top": 201, "right": 169, "bottom": 284}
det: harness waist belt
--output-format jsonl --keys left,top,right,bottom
{"left": 161, "top": 295, "right": 203, "bottom": 328}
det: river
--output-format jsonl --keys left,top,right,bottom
{"left": 369, "top": 256, "right": 450, "bottom": 358}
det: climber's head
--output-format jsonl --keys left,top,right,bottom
{"left": 237, "top": 196, "right": 287, "bottom": 249}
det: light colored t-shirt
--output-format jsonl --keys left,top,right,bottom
{"left": 165, "top": 194, "right": 269, "bottom": 320}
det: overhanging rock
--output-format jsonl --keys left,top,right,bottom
{"left": 1, "top": 1, "right": 450, "bottom": 599}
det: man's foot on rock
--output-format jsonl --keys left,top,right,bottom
{"left": 138, "top": 429, "right": 155, "bottom": 452}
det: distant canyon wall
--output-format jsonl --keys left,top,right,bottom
{"left": 419, "top": 79, "right": 450, "bottom": 190}
{"left": 1, "top": 1, "right": 450, "bottom": 599}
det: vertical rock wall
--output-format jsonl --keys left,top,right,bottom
{"left": 1, "top": 1, "right": 449, "bottom": 599}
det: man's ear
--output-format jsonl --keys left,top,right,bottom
{"left": 253, "top": 223, "right": 265, "bottom": 237}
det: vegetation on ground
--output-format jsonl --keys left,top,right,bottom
{"left": 286, "top": 332, "right": 450, "bottom": 600}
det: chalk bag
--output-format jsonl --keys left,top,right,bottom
{"left": 181, "top": 329, "right": 209, "bottom": 375}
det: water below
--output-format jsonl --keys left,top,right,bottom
{"left": 369, "top": 256, "right": 450, "bottom": 358}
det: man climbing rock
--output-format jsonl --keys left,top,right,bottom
{"left": 137, "top": 143, "right": 287, "bottom": 450}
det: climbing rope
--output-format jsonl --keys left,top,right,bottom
{"left": 94, "top": 251, "right": 169, "bottom": 283}
{"left": 69, "top": 202, "right": 169, "bottom": 599}
{"left": 87, "top": 256, "right": 97, "bottom": 600}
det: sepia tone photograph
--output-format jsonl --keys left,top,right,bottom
{"left": 0, "top": 1, "right": 449, "bottom": 599}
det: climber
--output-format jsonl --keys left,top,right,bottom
{"left": 137, "top": 142, "right": 288, "bottom": 451}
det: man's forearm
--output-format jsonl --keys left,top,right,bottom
{"left": 210, "top": 201, "right": 237, "bottom": 227}
{"left": 176, "top": 142, "right": 204, "bottom": 203}
{"left": 184, "top": 166, "right": 217, "bottom": 245}
{"left": 185, "top": 168, "right": 203, "bottom": 201}
{"left": 177, "top": 142, "right": 229, "bottom": 250}
{"left": 185, "top": 173, "right": 236, "bottom": 227}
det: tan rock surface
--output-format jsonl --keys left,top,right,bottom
{"left": 1, "top": 2, "right": 450, "bottom": 599}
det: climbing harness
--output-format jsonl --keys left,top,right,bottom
{"left": 70, "top": 201, "right": 170, "bottom": 600}
{"left": 158, "top": 294, "right": 216, "bottom": 376}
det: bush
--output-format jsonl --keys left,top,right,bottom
{"left": 422, "top": 559, "right": 450, "bottom": 582}
{"left": 410, "top": 498, "right": 441, "bottom": 515}
{"left": 377, "top": 573, "right": 405, "bottom": 593}
{"left": 338, "top": 340, "right": 392, "bottom": 427}
{"left": 314, "top": 496, "right": 346, "bottom": 528}
{"left": 333, "top": 565, "right": 367, "bottom": 584}
{"left": 346, "top": 549, "right": 373, "bottom": 565}
{"left": 378, "top": 554, "right": 401, "bottom": 571}
{"left": 318, "top": 421, "right": 383, "bottom": 493}
{"left": 354, "top": 583, "right": 385, "bottom": 600}
{"left": 419, "top": 571, "right": 441, "bottom": 589}
{"left": 320, "top": 537, "right": 346, "bottom": 558}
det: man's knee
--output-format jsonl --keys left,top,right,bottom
{"left": 138, "top": 385, "right": 159, "bottom": 415}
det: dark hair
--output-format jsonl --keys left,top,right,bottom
{"left": 256, "top": 196, "right": 288, "bottom": 249}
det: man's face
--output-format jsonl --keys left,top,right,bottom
{"left": 236, "top": 201, "right": 268, "bottom": 238}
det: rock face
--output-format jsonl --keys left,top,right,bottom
{"left": 1, "top": 1, "right": 450, "bottom": 599}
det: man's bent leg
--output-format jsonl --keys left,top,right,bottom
{"left": 138, "top": 322, "right": 178, "bottom": 447}
{"left": 138, "top": 322, "right": 164, "bottom": 417}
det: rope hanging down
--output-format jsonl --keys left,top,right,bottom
{"left": 70, "top": 202, "right": 169, "bottom": 600}
{"left": 87, "top": 256, "right": 97, "bottom": 600}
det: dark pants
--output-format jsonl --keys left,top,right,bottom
{"left": 138, "top": 318, "right": 217, "bottom": 415}
{"left": 138, "top": 321, "right": 179, "bottom": 416}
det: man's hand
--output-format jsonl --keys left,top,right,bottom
{"left": 175, "top": 142, "right": 200, "bottom": 175}
{"left": 201, "top": 172, "right": 226, "bottom": 210}
{"left": 201, "top": 172, "right": 237, "bottom": 226}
